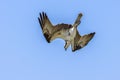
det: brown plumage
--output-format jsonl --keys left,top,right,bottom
{"left": 38, "top": 12, "right": 95, "bottom": 52}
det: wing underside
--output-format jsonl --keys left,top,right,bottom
{"left": 38, "top": 12, "right": 53, "bottom": 43}
{"left": 72, "top": 32, "right": 95, "bottom": 52}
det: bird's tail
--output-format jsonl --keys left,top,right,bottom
{"left": 73, "top": 13, "right": 83, "bottom": 28}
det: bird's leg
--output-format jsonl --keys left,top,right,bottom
{"left": 73, "top": 13, "right": 83, "bottom": 28}
{"left": 71, "top": 40, "right": 75, "bottom": 52}
{"left": 64, "top": 40, "right": 71, "bottom": 51}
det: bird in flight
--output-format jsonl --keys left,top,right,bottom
{"left": 38, "top": 12, "right": 95, "bottom": 52}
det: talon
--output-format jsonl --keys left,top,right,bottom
{"left": 72, "top": 49, "right": 75, "bottom": 52}
{"left": 65, "top": 48, "right": 67, "bottom": 51}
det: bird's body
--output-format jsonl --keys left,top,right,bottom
{"left": 38, "top": 12, "right": 95, "bottom": 52}
{"left": 50, "top": 24, "right": 76, "bottom": 42}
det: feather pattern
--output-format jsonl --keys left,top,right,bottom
{"left": 38, "top": 12, "right": 95, "bottom": 52}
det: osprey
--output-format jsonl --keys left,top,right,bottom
{"left": 38, "top": 12, "right": 95, "bottom": 52}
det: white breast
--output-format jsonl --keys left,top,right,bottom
{"left": 65, "top": 27, "right": 76, "bottom": 40}
{"left": 60, "top": 27, "right": 76, "bottom": 41}
{"left": 69, "top": 27, "right": 74, "bottom": 33}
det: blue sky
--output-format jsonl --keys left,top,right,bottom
{"left": 0, "top": 0, "right": 120, "bottom": 80}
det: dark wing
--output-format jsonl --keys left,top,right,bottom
{"left": 38, "top": 12, "right": 53, "bottom": 43}
{"left": 49, "top": 24, "right": 72, "bottom": 42}
{"left": 72, "top": 31, "right": 95, "bottom": 52}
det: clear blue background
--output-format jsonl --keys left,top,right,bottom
{"left": 0, "top": 0, "right": 120, "bottom": 80}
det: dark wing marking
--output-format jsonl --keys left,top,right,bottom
{"left": 38, "top": 12, "right": 53, "bottom": 43}
{"left": 72, "top": 32, "right": 95, "bottom": 52}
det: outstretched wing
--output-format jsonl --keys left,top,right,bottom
{"left": 49, "top": 24, "right": 72, "bottom": 42}
{"left": 72, "top": 31, "right": 95, "bottom": 52}
{"left": 38, "top": 12, "right": 53, "bottom": 43}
